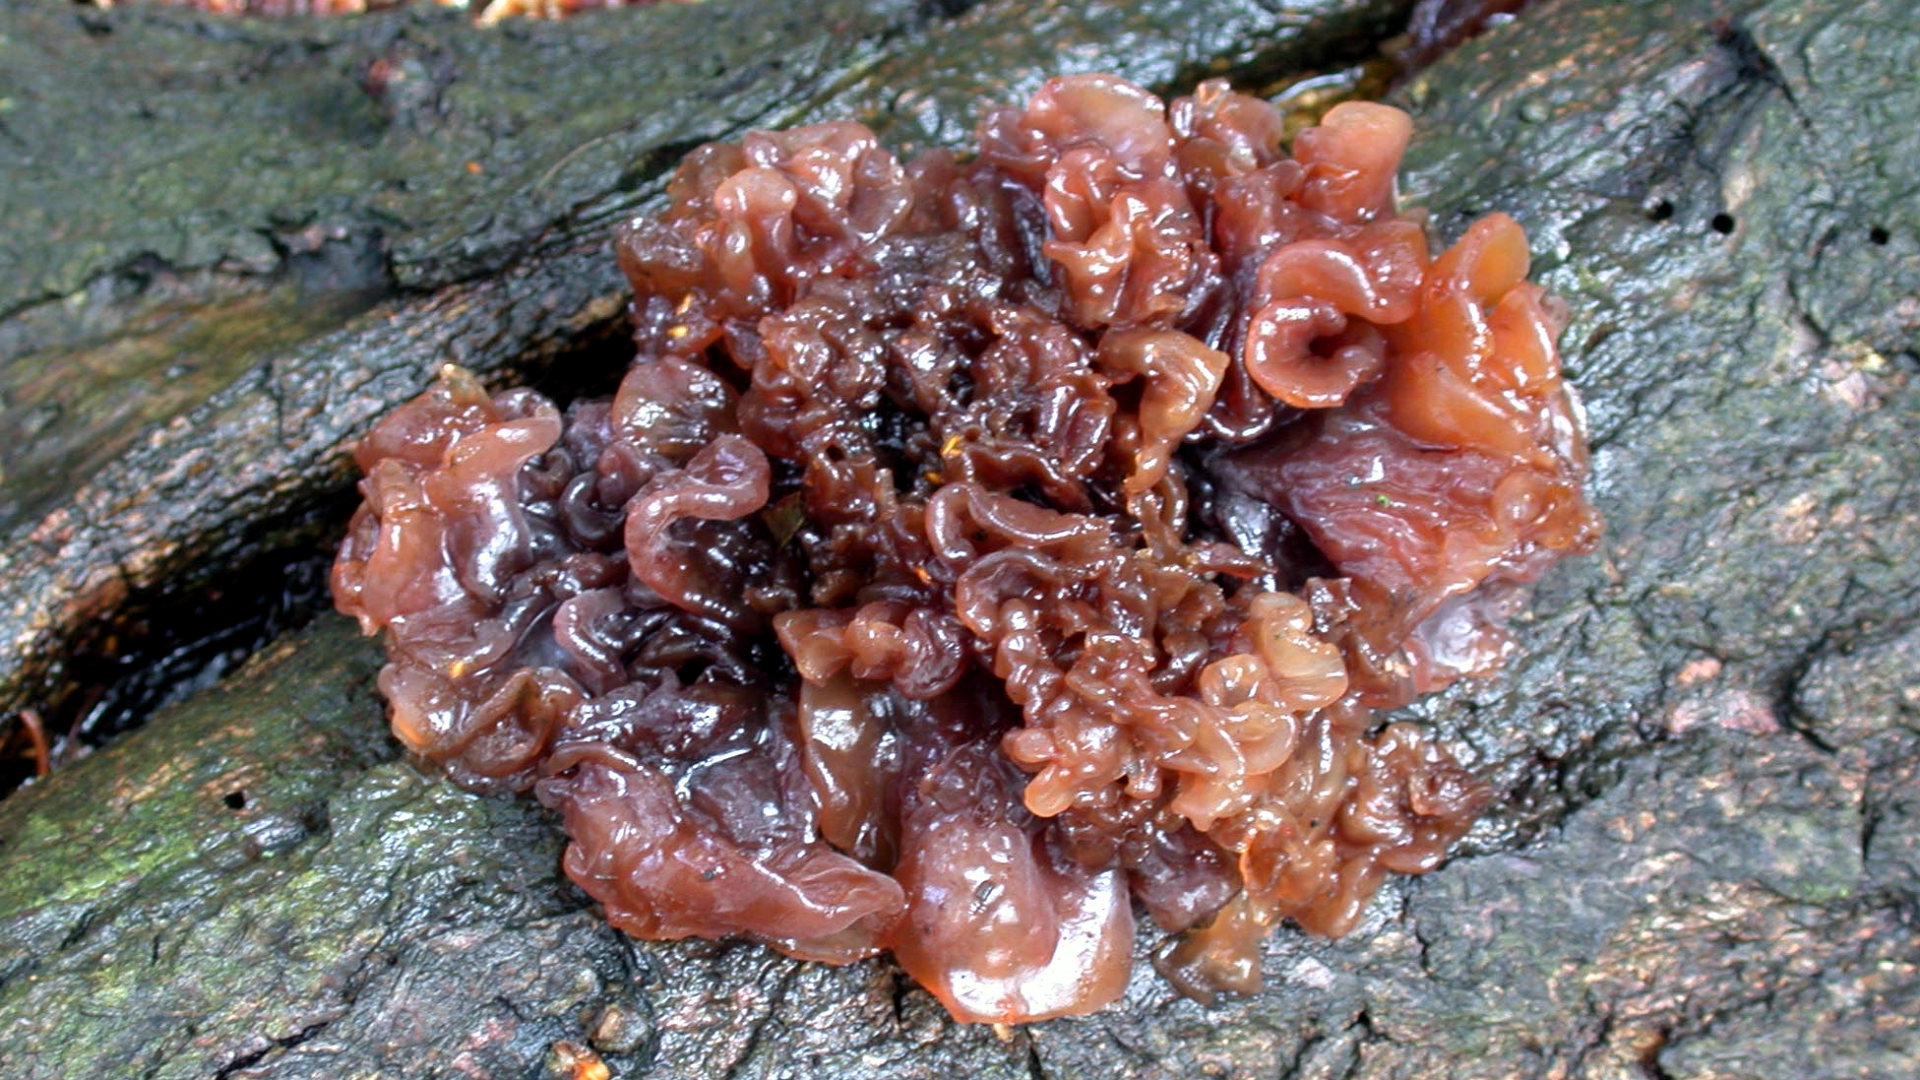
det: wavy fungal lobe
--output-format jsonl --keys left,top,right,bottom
{"left": 333, "top": 74, "right": 1599, "bottom": 1024}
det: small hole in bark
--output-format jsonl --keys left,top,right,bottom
{"left": 224, "top": 789, "right": 248, "bottom": 811}
{"left": 1646, "top": 199, "right": 1674, "bottom": 222}
{"left": 1710, "top": 213, "right": 1735, "bottom": 235}
{"left": 1869, "top": 226, "right": 1890, "bottom": 246}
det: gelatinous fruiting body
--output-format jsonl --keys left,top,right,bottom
{"left": 334, "top": 74, "right": 1598, "bottom": 1023}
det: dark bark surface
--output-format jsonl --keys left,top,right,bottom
{"left": 2, "top": 0, "right": 1917, "bottom": 1077}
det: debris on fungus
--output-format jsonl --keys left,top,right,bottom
{"left": 333, "top": 74, "right": 1599, "bottom": 1023}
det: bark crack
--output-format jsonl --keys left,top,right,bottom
{"left": 210, "top": 1020, "right": 331, "bottom": 1080}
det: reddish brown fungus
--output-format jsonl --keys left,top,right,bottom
{"left": 1397, "top": 0, "right": 1541, "bottom": 71}
{"left": 333, "top": 74, "right": 1599, "bottom": 1023}
{"left": 15, "top": 708, "right": 50, "bottom": 780}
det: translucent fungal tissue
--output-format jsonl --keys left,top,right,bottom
{"left": 333, "top": 74, "right": 1599, "bottom": 1024}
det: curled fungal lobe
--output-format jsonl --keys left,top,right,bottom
{"left": 333, "top": 74, "right": 1599, "bottom": 1023}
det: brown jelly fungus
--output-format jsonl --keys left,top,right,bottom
{"left": 333, "top": 74, "right": 1600, "bottom": 1024}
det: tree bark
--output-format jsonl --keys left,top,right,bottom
{"left": 1, "top": 0, "right": 1916, "bottom": 1076}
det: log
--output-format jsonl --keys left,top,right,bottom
{"left": 0, "top": 0, "right": 1411, "bottom": 733}
{"left": 2, "top": 0, "right": 1917, "bottom": 1076}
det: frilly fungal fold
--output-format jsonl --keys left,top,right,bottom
{"left": 333, "top": 74, "right": 1599, "bottom": 1024}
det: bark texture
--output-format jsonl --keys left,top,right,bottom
{"left": 1, "top": 0, "right": 1916, "bottom": 1077}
